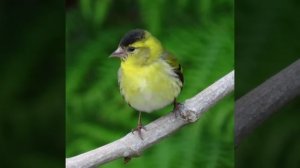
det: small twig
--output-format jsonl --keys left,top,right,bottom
{"left": 235, "top": 59, "right": 300, "bottom": 146}
{"left": 66, "top": 70, "right": 235, "bottom": 168}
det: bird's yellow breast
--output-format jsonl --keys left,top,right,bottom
{"left": 118, "top": 60, "right": 181, "bottom": 113}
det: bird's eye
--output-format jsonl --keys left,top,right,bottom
{"left": 127, "top": 47, "right": 135, "bottom": 52}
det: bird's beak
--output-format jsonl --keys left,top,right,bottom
{"left": 110, "top": 47, "right": 126, "bottom": 58}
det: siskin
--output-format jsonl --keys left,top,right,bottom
{"left": 110, "top": 29, "right": 184, "bottom": 139}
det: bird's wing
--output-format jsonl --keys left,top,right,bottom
{"left": 161, "top": 52, "right": 184, "bottom": 86}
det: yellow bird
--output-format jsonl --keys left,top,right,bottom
{"left": 110, "top": 29, "right": 183, "bottom": 138}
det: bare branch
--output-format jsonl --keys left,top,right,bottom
{"left": 235, "top": 59, "right": 300, "bottom": 146}
{"left": 66, "top": 70, "right": 235, "bottom": 168}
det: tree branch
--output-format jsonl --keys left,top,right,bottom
{"left": 66, "top": 70, "right": 235, "bottom": 168}
{"left": 235, "top": 59, "right": 300, "bottom": 146}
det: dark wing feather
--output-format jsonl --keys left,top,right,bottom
{"left": 161, "top": 52, "right": 184, "bottom": 86}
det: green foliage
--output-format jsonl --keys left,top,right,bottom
{"left": 66, "top": 0, "right": 233, "bottom": 167}
{"left": 0, "top": 1, "right": 65, "bottom": 167}
{"left": 235, "top": 1, "right": 300, "bottom": 167}
{"left": 236, "top": 99, "right": 300, "bottom": 168}
{"left": 79, "top": 0, "right": 112, "bottom": 26}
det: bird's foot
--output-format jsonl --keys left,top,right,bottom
{"left": 173, "top": 102, "right": 183, "bottom": 118}
{"left": 131, "top": 124, "right": 146, "bottom": 140}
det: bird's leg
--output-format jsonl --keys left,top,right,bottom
{"left": 125, "top": 112, "right": 145, "bottom": 163}
{"left": 131, "top": 111, "right": 146, "bottom": 140}
{"left": 172, "top": 98, "right": 182, "bottom": 118}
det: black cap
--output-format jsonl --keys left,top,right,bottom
{"left": 119, "top": 29, "right": 146, "bottom": 47}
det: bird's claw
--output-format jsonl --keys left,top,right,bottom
{"left": 131, "top": 124, "right": 146, "bottom": 140}
{"left": 173, "top": 102, "right": 183, "bottom": 118}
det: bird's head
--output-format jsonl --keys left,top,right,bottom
{"left": 110, "top": 29, "right": 163, "bottom": 65}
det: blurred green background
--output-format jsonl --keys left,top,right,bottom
{"left": 235, "top": 0, "right": 300, "bottom": 167}
{"left": 2, "top": 0, "right": 299, "bottom": 167}
{"left": 0, "top": 0, "right": 64, "bottom": 167}
{"left": 66, "top": 0, "right": 234, "bottom": 168}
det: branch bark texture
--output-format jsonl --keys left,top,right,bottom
{"left": 235, "top": 59, "right": 300, "bottom": 146}
{"left": 66, "top": 70, "right": 235, "bottom": 168}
